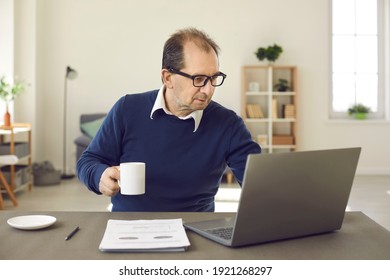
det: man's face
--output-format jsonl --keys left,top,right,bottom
{"left": 164, "top": 41, "right": 219, "bottom": 117}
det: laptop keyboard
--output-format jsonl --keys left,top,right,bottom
{"left": 207, "top": 227, "right": 233, "bottom": 240}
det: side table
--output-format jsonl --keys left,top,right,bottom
{"left": 0, "top": 123, "right": 32, "bottom": 194}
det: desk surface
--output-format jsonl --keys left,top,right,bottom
{"left": 1, "top": 211, "right": 389, "bottom": 260}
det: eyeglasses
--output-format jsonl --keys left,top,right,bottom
{"left": 167, "top": 67, "right": 227, "bottom": 87}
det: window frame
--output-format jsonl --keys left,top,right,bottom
{"left": 329, "top": 0, "right": 388, "bottom": 120}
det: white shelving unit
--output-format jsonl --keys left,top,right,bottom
{"left": 242, "top": 65, "right": 297, "bottom": 153}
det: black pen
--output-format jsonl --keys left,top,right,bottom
{"left": 65, "top": 226, "right": 80, "bottom": 241}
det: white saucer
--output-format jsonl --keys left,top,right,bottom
{"left": 7, "top": 215, "right": 57, "bottom": 230}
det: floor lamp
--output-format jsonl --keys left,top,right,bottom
{"left": 62, "top": 66, "right": 78, "bottom": 179}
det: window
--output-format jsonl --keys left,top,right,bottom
{"left": 331, "top": 0, "right": 388, "bottom": 119}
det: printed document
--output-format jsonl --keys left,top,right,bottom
{"left": 99, "top": 218, "right": 190, "bottom": 252}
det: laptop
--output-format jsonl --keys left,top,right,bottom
{"left": 184, "top": 147, "right": 361, "bottom": 247}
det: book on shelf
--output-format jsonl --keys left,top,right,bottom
{"left": 282, "top": 104, "right": 295, "bottom": 118}
{"left": 272, "top": 99, "right": 278, "bottom": 119}
{"left": 99, "top": 218, "right": 190, "bottom": 252}
{"left": 246, "top": 104, "right": 264, "bottom": 118}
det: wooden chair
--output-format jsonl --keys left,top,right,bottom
{"left": 0, "top": 155, "right": 18, "bottom": 210}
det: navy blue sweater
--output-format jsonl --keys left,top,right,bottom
{"left": 77, "top": 90, "right": 261, "bottom": 211}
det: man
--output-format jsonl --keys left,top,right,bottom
{"left": 77, "top": 28, "right": 261, "bottom": 211}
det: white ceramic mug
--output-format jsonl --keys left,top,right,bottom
{"left": 119, "top": 162, "right": 145, "bottom": 195}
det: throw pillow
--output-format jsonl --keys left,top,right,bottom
{"left": 80, "top": 117, "right": 105, "bottom": 138}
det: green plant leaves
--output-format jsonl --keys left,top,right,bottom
{"left": 255, "top": 44, "right": 283, "bottom": 62}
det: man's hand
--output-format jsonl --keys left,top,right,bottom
{"left": 99, "top": 166, "right": 120, "bottom": 197}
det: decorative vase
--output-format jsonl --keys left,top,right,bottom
{"left": 4, "top": 104, "right": 11, "bottom": 126}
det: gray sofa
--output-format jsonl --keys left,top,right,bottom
{"left": 74, "top": 113, "right": 106, "bottom": 164}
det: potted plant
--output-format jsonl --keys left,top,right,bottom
{"left": 255, "top": 44, "right": 283, "bottom": 64}
{"left": 274, "top": 78, "right": 290, "bottom": 92}
{"left": 348, "top": 103, "right": 371, "bottom": 120}
{"left": 0, "top": 76, "right": 27, "bottom": 126}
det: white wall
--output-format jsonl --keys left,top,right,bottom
{"left": 12, "top": 0, "right": 390, "bottom": 174}
{"left": 0, "top": 0, "right": 13, "bottom": 75}
{"left": 13, "top": 0, "right": 38, "bottom": 155}
{"left": 0, "top": 0, "right": 14, "bottom": 119}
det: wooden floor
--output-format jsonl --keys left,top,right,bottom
{"left": 2, "top": 175, "right": 390, "bottom": 231}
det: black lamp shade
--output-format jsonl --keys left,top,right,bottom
{"left": 66, "top": 66, "right": 78, "bottom": 80}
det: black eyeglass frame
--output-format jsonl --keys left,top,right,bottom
{"left": 167, "top": 67, "right": 227, "bottom": 87}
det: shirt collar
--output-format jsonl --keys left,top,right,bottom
{"left": 150, "top": 86, "right": 203, "bottom": 132}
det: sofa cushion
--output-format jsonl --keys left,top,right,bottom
{"left": 80, "top": 117, "right": 105, "bottom": 138}
{"left": 74, "top": 134, "right": 93, "bottom": 148}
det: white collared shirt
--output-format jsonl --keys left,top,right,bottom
{"left": 150, "top": 86, "right": 203, "bottom": 132}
